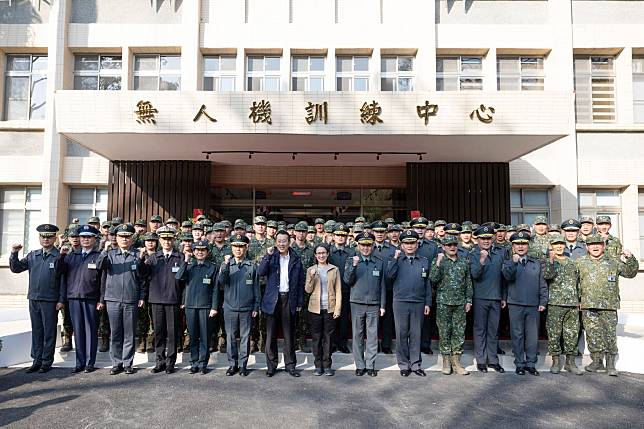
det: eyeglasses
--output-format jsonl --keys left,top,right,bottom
{"left": 315, "top": 252, "right": 328, "bottom": 256}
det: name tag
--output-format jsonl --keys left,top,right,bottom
{"left": 246, "top": 279, "right": 254, "bottom": 285}
{"left": 87, "top": 263, "right": 97, "bottom": 270}
{"left": 203, "top": 278, "right": 211, "bottom": 285}
{"left": 421, "top": 270, "right": 427, "bottom": 278}
{"left": 372, "top": 270, "right": 380, "bottom": 277}
{"left": 172, "top": 266, "right": 180, "bottom": 273}
{"left": 607, "top": 275, "right": 616, "bottom": 282}
{"left": 131, "top": 264, "right": 137, "bottom": 271}
{"left": 49, "top": 262, "right": 55, "bottom": 269}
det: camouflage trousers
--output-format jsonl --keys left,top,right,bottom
{"left": 210, "top": 291, "right": 227, "bottom": 348}
{"left": 250, "top": 284, "right": 267, "bottom": 348}
{"left": 437, "top": 303, "right": 466, "bottom": 356}
{"left": 98, "top": 307, "right": 110, "bottom": 337}
{"left": 582, "top": 309, "right": 618, "bottom": 354}
{"left": 60, "top": 305, "right": 73, "bottom": 337}
{"left": 296, "top": 293, "right": 312, "bottom": 345}
{"left": 546, "top": 305, "right": 580, "bottom": 355}
{"left": 137, "top": 305, "right": 154, "bottom": 338}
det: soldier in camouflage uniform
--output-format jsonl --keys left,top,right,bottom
{"left": 136, "top": 232, "right": 158, "bottom": 353}
{"left": 306, "top": 225, "right": 316, "bottom": 243}
{"left": 595, "top": 215, "right": 623, "bottom": 259}
{"left": 433, "top": 219, "right": 447, "bottom": 243}
{"left": 248, "top": 216, "right": 275, "bottom": 352}
{"left": 531, "top": 215, "right": 551, "bottom": 254}
{"left": 544, "top": 234, "right": 583, "bottom": 375}
{"left": 578, "top": 215, "right": 595, "bottom": 243}
{"left": 131, "top": 218, "right": 147, "bottom": 248}
{"left": 430, "top": 235, "right": 473, "bottom": 375}
{"left": 291, "top": 221, "right": 315, "bottom": 352}
{"left": 209, "top": 222, "right": 231, "bottom": 352}
{"left": 457, "top": 224, "right": 475, "bottom": 258}
{"left": 575, "top": 233, "right": 638, "bottom": 376}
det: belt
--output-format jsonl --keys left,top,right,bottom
{"left": 279, "top": 292, "right": 289, "bottom": 296}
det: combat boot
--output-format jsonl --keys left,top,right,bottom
{"left": 550, "top": 355, "right": 561, "bottom": 374}
{"left": 60, "top": 334, "right": 73, "bottom": 352}
{"left": 585, "top": 352, "right": 605, "bottom": 372}
{"left": 218, "top": 336, "right": 227, "bottom": 353}
{"left": 146, "top": 335, "right": 154, "bottom": 353}
{"left": 441, "top": 355, "right": 452, "bottom": 375}
{"left": 136, "top": 335, "right": 147, "bottom": 353}
{"left": 450, "top": 354, "right": 470, "bottom": 375}
{"left": 605, "top": 354, "right": 618, "bottom": 377}
{"left": 565, "top": 355, "right": 583, "bottom": 375}
{"left": 98, "top": 335, "right": 109, "bottom": 352}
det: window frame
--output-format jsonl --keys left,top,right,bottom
{"left": 335, "top": 55, "right": 370, "bottom": 92}
{"left": 510, "top": 188, "right": 551, "bottom": 225}
{"left": 133, "top": 54, "right": 181, "bottom": 91}
{"left": 203, "top": 55, "right": 237, "bottom": 92}
{"left": 574, "top": 55, "right": 616, "bottom": 123}
{"left": 380, "top": 55, "right": 415, "bottom": 92}
{"left": 633, "top": 57, "right": 644, "bottom": 123}
{"left": 436, "top": 56, "right": 483, "bottom": 91}
{"left": 497, "top": 56, "right": 545, "bottom": 91}
{"left": 578, "top": 188, "right": 622, "bottom": 239}
{"left": 68, "top": 187, "right": 108, "bottom": 225}
{"left": 246, "top": 55, "right": 282, "bottom": 91}
{"left": 3, "top": 54, "right": 48, "bottom": 120}
{"left": 291, "top": 55, "right": 325, "bottom": 91}
{"left": 73, "top": 54, "right": 123, "bottom": 91}
{"left": 0, "top": 186, "right": 42, "bottom": 263}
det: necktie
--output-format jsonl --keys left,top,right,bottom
{"left": 569, "top": 244, "right": 574, "bottom": 252}
{"left": 165, "top": 254, "right": 170, "bottom": 262}
{"left": 43, "top": 252, "right": 48, "bottom": 259}
{"left": 82, "top": 252, "right": 88, "bottom": 260}
{"left": 521, "top": 258, "right": 527, "bottom": 266}
{"left": 123, "top": 251, "right": 128, "bottom": 258}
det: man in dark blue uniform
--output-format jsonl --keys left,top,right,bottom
{"left": 328, "top": 223, "right": 355, "bottom": 354}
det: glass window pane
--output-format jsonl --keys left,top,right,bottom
{"left": 134, "top": 55, "right": 157, "bottom": 72}
{"left": 204, "top": 76, "right": 215, "bottom": 91}
{"left": 133, "top": 76, "right": 157, "bottom": 90}
{"left": 354, "top": 57, "right": 369, "bottom": 72}
{"left": 247, "top": 57, "right": 263, "bottom": 72}
{"left": 220, "top": 56, "right": 236, "bottom": 71}
{"left": 70, "top": 188, "right": 95, "bottom": 205}
{"left": 436, "top": 77, "right": 457, "bottom": 91}
{"left": 29, "top": 75, "right": 47, "bottom": 120}
{"left": 381, "top": 57, "right": 397, "bottom": 73}
{"left": 497, "top": 57, "right": 519, "bottom": 74}
{"left": 336, "top": 57, "right": 352, "bottom": 72}
{"left": 521, "top": 57, "right": 543, "bottom": 72}
{"left": 100, "top": 56, "right": 122, "bottom": 70}
{"left": 99, "top": 76, "right": 121, "bottom": 91}
{"left": 160, "top": 56, "right": 181, "bottom": 71}
{"left": 159, "top": 75, "right": 181, "bottom": 91}
{"left": 292, "top": 77, "right": 305, "bottom": 91}
{"left": 74, "top": 75, "right": 98, "bottom": 90}
{"left": 510, "top": 190, "right": 522, "bottom": 208}
{"left": 398, "top": 56, "right": 413, "bottom": 71}
{"left": 398, "top": 77, "right": 412, "bottom": 91}
{"left": 638, "top": 213, "right": 644, "bottom": 234}
{"left": 31, "top": 56, "right": 48, "bottom": 72}
{"left": 578, "top": 191, "right": 594, "bottom": 208}
{"left": 461, "top": 57, "right": 482, "bottom": 72}
{"left": 591, "top": 57, "right": 613, "bottom": 72}
{"left": 596, "top": 190, "right": 620, "bottom": 207}
{"left": 264, "top": 77, "right": 280, "bottom": 91}
{"left": 354, "top": 77, "right": 368, "bottom": 91}
{"left": 25, "top": 188, "right": 41, "bottom": 205}
{"left": 292, "top": 57, "right": 308, "bottom": 72}
{"left": 4, "top": 76, "right": 29, "bottom": 120}
{"left": 95, "top": 210, "right": 107, "bottom": 222}
{"left": 2, "top": 188, "right": 25, "bottom": 204}
{"left": 523, "top": 190, "right": 549, "bottom": 207}
{"left": 0, "top": 209, "right": 23, "bottom": 258}
{"left": 74, "top": 55, "right": 99, "bottom": 71}
{"left": 523, "top": 212, "right": 547, "bottom": 226}
{"left": 265, "top": 57, "right": 280, "bottom": 71}
{"left": 6, "top": 56, "right": 31, "bottom": 72}
{"left": 498, "top": 76, "right": 520, "bottom": 91}
{"left": 69, "top": 210, "right": 92, "bottom": 226}
{"left": 521, "top": 78, "right": 544, "bottom": 91}
{"left": 24, "top": 210, "right": 40, "bottom": 253}
{"left": 460, "top": 78, "right": 482, "bottom": 90}
{"left": 204, "top": 56, "right": 219, "bottom": 72}
{"left": 310, "top": 57, "right": 324, "bottom": 72}
{"left": 381, "top": 77, "right": 394, "bottom": 91}
{"left": 634, "top": 74, "right": 644, "bottom": 101}
{"left": 639, "top": 191, "right": 644, "bottom": 208}
{"left": 511, "top": 212, "right": 521, "bottom": 225}
{"left": 220, "top": 76, "right": 235, "bottom": 91}
{"left": 436, "top": 58, "right": 458, "bottom": 73}
{"left": 309, "top": 77, "right": 323, "bottom": 91}
{"left": 247, "top": 76, "right": 261, "bottom": 91}
{"left": 633, "top": 58, "right": 644, "bottom": 73}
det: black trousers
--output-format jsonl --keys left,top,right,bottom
{"left": 151, "top": 303, "right": 179, "bottom": 366}
{"left": 28, "top": 299, "right": 58, "bottom": 368}
{"left": 265, "top": 293, "right": 296, "bottom": 371}
{"left": 309, "top": 309, "right": 335, "bottom": 369}
{"left": 380, "top": 289, "right": 395, "bottom": 349}
{"left": 333, "top": 286, "right": 351, "bottom": 349}
{"left": 68, "top": 299, "right": 98, "bottom": 368}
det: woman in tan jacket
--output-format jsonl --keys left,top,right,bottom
{"left": 305, "top": 243, "right": 342, "bottom": 376}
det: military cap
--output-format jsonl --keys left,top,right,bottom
{"left": 353, "top": 224, "right": 364, "bottom": 233}
{"left": 111, "top": 217, "right": 123, "bottom": 226}
{"left": 286, "top": 224, "right": 295, "bottom": 230}
{"left": 132, "top": 218, "right": 145, "bottom": 227}
{"left": 231, "top": 234, "right": 250, "bottom": 246}
{"left": 78, "top": 225, "right": 99, "bottom": 237}
{"left": 196, "top": 214, "right": 207, "bottom": 222}
{"left": 533, "top": 215, "right": 548, "bottom": 225}
{"left": 213, "top": 222, "right": 226, "bottom": 231}
{"left": 506, "top": 224, "right": 517, "bottom": 232}
{"left": 254, "top": 216, "right": 267, "bottom": 225}
{"left": 156, "top": 226, "right": 176, "bottom": 239}
{"left": 150, "top": 215, "right": 163, "bottom": 223}
{"left": 426, "top": 221, "right": 435, "bottom": 230}
{"left": 143, "top": 232, "right": 159, "bottom": 241}
{"left": 495, "top": 224, "right": 507, "bottom": 232}
{"left": 410, "top": 217, "right": 428, "bottom": 229}
{"left": 356, "top": 232, "right": 375, "bottom": 245}
{"left": 510, "top": 231, "right": 531, "bottom": 243}
{"left": 165, "top": 217, "right": 179, "bottom": 225}
{"left": 472, "top": 224, "right": 480, "bottom": 231}
{"left": 401, "top": 221, "right": 411, "bottom": 229}
{"left": 101, "top": 221, "right": 111, "bottom": 228}
{"left": 579, "top": 215, "right": 594, "bottom": 225}
{"left": 67, "top": 226, "right": 80, "bottom": 237}
{"left": 115, "top": 223, "right": 135, "bottom": 236}
{"left": 266, "top": 220, "right": 278, "bottom": 228}
{"left": 371, "top": 220, "right": 387, "bottom": 232}
{"left": 561, "top": 219, "right": 581, "bottom": 231}
{"left": 181, "top": 220, "right": 193, "bottom": 228}
{"left": 585, "top": 233, "right": 605, "bottom": 245}
{"left": 363, "top": 222, "right": 372, "bottom": 229}
{"left": 307, "top": 226, "right": 316, "bottom": 233}
{"left": 460, "top": 224, "right": 472, "bottom": 233}
{"left": 221, "top": 220, "right": 232, "bottom": 228}
{"left": 234, "top": 220, "right": 248, "bottom": 229}
{"left": 462, "top": 220, "right": 473, "bottom": 228}
{"left": 179, "top": 232, "right": 194, "bottom": 242}
{"left": 323, "top": 220, "right": 336, "bottom": 233}
{"left": 384, "top": 217, "right": 395, "bottom": 225}
{"left": 354, "top": 216, "right": 366, "bottom": 224}
{"left": 277, "top": 221, "right": 287, "bottom": 229}
{"left": 389, "top": 224, "right": 402, "bottom": 232}
{"left": 445, "top": 223, "right": 461, "bottom": 234}
{"left": 442, "top": 235, "right": 459, "bottom": 246}
{"left": 549, "top": 224, "right": 562, "bottom": 232}
{"left": 294, "top": 221, "right": 309, "bottom": 232}
{"left": 108, "top": 226, "right": 118, "bottom": 235}
{"left": 474, "top": 225, "right": 495, "bottom": 238}
{"left": 246, "top": 225, "right": 254, "bottom": 233}
{"left": 202, "top": 219, "right": 213, "bottom": 227}
{"left": 87, "top": 216, "right": 101, "bottom": 224}
{"left": 595, "top": 215, "right": 612, "bottom": 225}
{"left": 192, "top": 239, "right": 210, "bottom": 250}
{"left": 333, "top": 223, "right": 349, "bottom": 235}
{"left": 434, "top": 219, "right": 447, "bottom": 227}
{"left": 549, "top": 234, "right": 566, "bottom": 245}
{"left": 314, "top": 218, "right": 325, "bottom": 225}
{"left": 346, "top": 222, "right": 354, "bottom": 229}
{"left": 192, "top": 222, "right": 205, "bottom": 231}
{"left": 516, "top": 223, "right": 531, "bottom": 232}
{"left": 205, "top": 227, "right": 213, "bottom": 233}
{"left": 400, "top": 230, "right": 419, "bottom": 243}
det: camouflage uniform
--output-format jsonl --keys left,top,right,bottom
{"left": 291, "top": 240, "right": 315, "bottom": 351}
{"left": 248, "top": 236, "right": 274, "bottom": 351}
{"left": 545, "top": 257, "right": 581, "bottom": 356}
{"left": 430, "top": 255, "right": 473, "bottom": 356}
{"left": 603, "top": 234, "right": 622, "bottom": 259}
{"left": 531, "top": 233, "right": 551, "bottom": 256}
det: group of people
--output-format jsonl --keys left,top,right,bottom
{"left": 10, "top": 212, "right": 637, "bottom": 378}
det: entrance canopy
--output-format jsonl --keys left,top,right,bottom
{"left": 56, "top": 90, "right": 572, "bottom": 166}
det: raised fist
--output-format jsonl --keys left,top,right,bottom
{"left": 436, "top": 253, "right": 444, "bottom": 266}
{"left": 512, "top": 254, "right": 520, "bottom": 263}
{"left": 479, "top": 250, "right": 488, "bottom": 262}
{"left": 352, "top": 255, "right": 360, "bottom": 266}
{"left": 267, "top": 246, "right": 275, "bottom": 255}
{"left": 394, "top": 249, "right": 401, "bottom": 259}
{"left": 11, "top": 244, "right": 23, "bottom": 253}
{"left": 224, "top": 255, "right": 231, "bottom": 264}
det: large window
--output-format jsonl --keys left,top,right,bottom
{"left": 497, "top": 57, "right": 544, "bottom": 91}
{"left": 510, "top": 188, "right": 550, "bottom": 225}
{"left": 633, "top": 57, "right": 644, "bottom": 123}
{"left": 639, "top": 190, "right": 644, "bottom": 260}
{"left": 203, "top": 55, "right": 236, "bottom": 91}
{"left": 246, "top": 56, "right": 281, "bottom": 91}
{"left": 133, "top": 55, "right": 181, "bottom": 91}
{"left": 73, "top": 54, "right": 122, "bottom": 90}
{"left": 68, "top": 187, "right": 108, "bottom": 225}
{"left": 579, "top": 189, "right": 621, "bottom": 237}
{"left": 336, "top": 56, "right": 369, "bottom": 91}
{"left": 436, "top": 56, "right": 483, "bottom": 91}
{"left": 574, "top": 56, "right": 616, "bottom": 123}
{"left": 0, "top": 187, "right": 42, "bottom": 260}
{"left": 291, "top": 56, "right": 325, "bottom": 91}
{"left": 3, "top": 55, "right": 48, "bottom": 120}
{"left": 381, "top": 56, "right": 414, "bottom": 91}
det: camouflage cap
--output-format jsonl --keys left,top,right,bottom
{"left": 192, "top": 222, "right": 205, "bottom": 231}
{"left": 462, "top": 220, "right": 473, "bottom": 228}
{"left": 460, "top": 224, "right": 472, "bottom": 233}
{"left": 595, "top": 215, "right": 612, "bottom": 225}
{"left": 165, "top": 217, "right": 179, "bottom": 225}
{"left": 533, "top": 215, "right": 548, "bottom": 225}
{"left": 111, "top": 217, "right": 124, "bottom": 226}
{"left": 67, "top": 226, "right": 80, "bottom": 237}
{"left": 179, "top": 232, "right": 194, "bottom": 242}
{"left": 254, "top": 216, "right": 267, "bottom": 225}
{"left": 401, "top": 221, "right": 411, "bottom": 229}
{"left": 353, "top": 224, "right": 364, "bottom": 233}
{"left": 579, "top": 215, "right": 594, "bottom": 225}
{"left": 585, "top": 233, "right": 605, "bottom": 245}
{"left": 307, "top": 226, "right": 316, "bottom": 233}
{"left": 221, "top": 220, "right": 232, "bottom": 228}
{"left": 442, "top": 235, "right": 459, "bottom": 246}
{"left": 345, "top": 222, "right": 354, "bottom": 229}
{"left": 510, "top": 231, "right": 531, "bottom": 243}
{"left": 195, "top": 214, "right": 207, "bottom": 222}
{"left": 202, "top": 219, "right": 213, "bottom": 227}
{"left": 234, "top": 220, "right": 248, "bottom": 229}
{"left": 354, "top": 216, "right": 366, "bottom": 224}
{"left": 87, "top": 216, "right": 101, "bottom": 224}
{"left": 294, "top": 221, "right": 309, "bottom": 232}
{"left": 516, "top": 223, "right": 531, "bottom": 232}
{"left": 101, "top": 221, "right": 111, "bottom": 228}
{"left": 143, "top": 232, "right": 159, "bottom": 241}
{"left": 495, "top": 224, "right": 507, "bottom": 232}
{"left": 134, "top": 218, "right": 147, "bottom": 227}
{"left": 384, "top": 218, "right": 395, "bottom": 225}
{"left": 506, "top": 224, "right": 517, "bottom": 232}
{"left": 150, "top": 215, "right": 163, "bottom": 223}
{"left": 212, "top": 222, "right": 226, "bottom": 231}
{"left": 549, "top": 234, "right": 566, "bottom": 245}
{"left": 266, "top": 220, "right": 278, "bottom": 228}
{"left": 314, "top": 218, "right": 325, "bottom": 225}
{"left": 246, "top": 225, "right": 255, "bottom": 233}
{"left": 286, "top": 224, "right": 295, "bottom": 230}
{"left": 434, "top": 219, "right": 447, "bottom": 227}
{"left": 548, "top": 224, "right": 561, "bottom": 232}
{"left": 561, "top": 219, "right": 581, "bottom": 231}
{"left": 108, "top": 226, "right": 118, "bottom": 235}
{"left": 426, "top": 221, "right": 435, "bottom": 230}
{"left": 181, "top": 220, "right": 193, "bottom": 228}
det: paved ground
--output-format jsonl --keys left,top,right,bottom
{"left": 1, "top": 368, "right": 643, "bottom": 428}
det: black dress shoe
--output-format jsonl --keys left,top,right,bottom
{"left": 151, "top": 364, "right": 166, "bottom": 374}
{"left": 355, "top": 369, "right": 366, "bottom": 376}
{"left": 488, "top": 364, "right": 505, "bottom": 373}
{"left": 37, "top": 366, "right": 51, "bottom": 373}
{"left": 382, "top": 348, "right": 393, "bottom": 355}
{"left": 200, "top": 367, "right": 209, "bottom": 375}
{"left": 189, "top": 366, "right": 199, "bottom": 374}
{"left": 515, "top": 367, "right": 525, "bottom": 375}
{"left": 288, "top": 369, "right": 301, "bottom": 377}
{"left": 477, "top": 364, "right": 488, "bottom": 373}
{"left": 526, "top": 367, "right": 540, "bottom": 376}
{"left": 124, "top": 366, "right": 135, "bottom": 375}
{"left": 25, "top": 364, "right": 41, "bottom": 374}
{"left": 421, "top": 348, "right": 433, "bottom": 355}
{"left": 266, "top": 369, "right": 276, "bottom": 377}
{"left": 239, "top": 368, "right": 249, "bottom": 376}
{"left": 367, "top": 369, "right": 378, "bottom": 377}
{"left": 226, "top": 366, "right": 239, "bottom": 376}
{"left": 413, "top": 369, "right": 427, "bottom": 377}
{"left": 497, "top": 346, "right": 506, "bottom": 355}
{"left": 71, "top": 366, "right": 84, "bottom": 374}
{"left": 84, "top": 365, "right": 96, "bottom": 373}
{"left": 110, "top": 366, "right": 123, "bottom": 375}
{"left": 165, "top": 365, "right": 175, "bottom": 374}
{"left": 400, "top": 369, "right": 411, "bottom": 377}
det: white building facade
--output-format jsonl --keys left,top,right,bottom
{"left": 0, "top": 0, "right": 643, "bottom": 310}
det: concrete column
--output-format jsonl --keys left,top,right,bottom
{"left": 121, "top": 46, "right": 131, "bottom": 91}
{"left": 621, "top": 184, "right": 639, "bottom": 256}
{"left": 181, "top": 0, "right": 202, "bottom": 90}
{"left": 281, "top": 47, "right": 291, "bottom": 91}
{"left": 371, "top": 47, "right": 381, "bottom": 91}
{"left": 236, "top": 47, "right": 246, "bottom": 91}
{"left": 615, "top": 46, "right": 633, "bottom": 124}
{"left": 483, "top": 47, "right": 496, "bottom": 91}
{"left": 326, "top": 47, "right": 335, "bottom": 91}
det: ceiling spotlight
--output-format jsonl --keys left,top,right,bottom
{"left": 334, "top": 153, "right": 338, "bottom": 161}
{"left": 418, "top": 153, "right": 423, "bottom": 161}
{"left": 248, "top": 152, "right": 253, "bottom": 159}
{"left": 292, "top": 153, "right": 296, "bottom": 160}
{"left": 205, "top": 153, "right": 210, "bottom": 160}
{"left": 376, "top": 153, "right": 381, "bottom": 161}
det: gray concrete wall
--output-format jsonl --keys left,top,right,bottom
{"left": 71, "top": 0, "right": 182, "bottom": 24}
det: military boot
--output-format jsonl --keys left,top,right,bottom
{"left": 98, "top": 335, "right": 109, "bottom": 352}
{"left": 146, "top": 335, "right": 154, "bottom": 353}
{"left": 136, "top": 336, "right": 147, "bottom": 353}
{"left": 605, "top": 354, "right": 618, "bottom": 377}
{"left": 441, "top": 355, "right": 452, "bottom": 375}
{"left": 585, "top": 352, "right": 605, "bottom": 372}
{"left": 550, "top": 355, "right": 561, "bottom": 374}
{"left": 60, "top": 334, "right": 73, "bottom": 352}
{"left": 218, "top": 336, "right": 227, "bottom": 353}
{"left": 565, "top": 355, "right": 583, "bottom": 375}
{"left": 450, "top": 354, "right": 470, "bottom": 375}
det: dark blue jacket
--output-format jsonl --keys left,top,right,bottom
{"left": 176, "top": 260, "right": 218, "bottom": 309}
{"left": 58, "top": 249, "right": 102, "bottom": 301}
{"left": 502, "top": 256, "right": 548, "bottom": 307}
{"left": 469, "top": 246, "right": 505, "bottom": 301}
{"left": 144, "top": 251, "right": 184, "bottom": 305}
{"left": 329, "top": 245, "right": 355, "bottom": 290}
{"left": 343, "top": 255, "right": 386, "bottom": 307}
{"left": 218, "top": 258, "right": 260, "bottom": 312}
{"left": 97, "top": 248, "right": 146, "bottom": 304}
{"left": 417, "top": 239, "right": 439, "bottom": 264}
{"left": 10, "top": 248, "right": 65, "bottom": 302}
{"left": 258, "top": 248, "right": 304, "bottom": 315}
{"left": 386, "top": 255, "right": 432, "bottom": 305}
{"left": 564, "top": 241, "right": 587, "bottom": 260}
